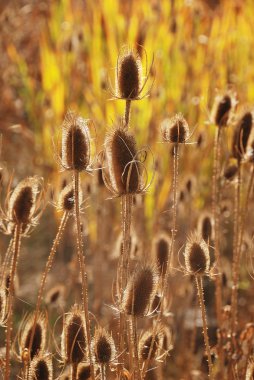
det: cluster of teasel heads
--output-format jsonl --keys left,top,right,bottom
{"left": 1, "top": 47, "right": 254, "bottom": 380}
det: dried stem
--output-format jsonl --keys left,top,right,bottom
{"left": 73, "top": 170, "right": 95, "bottom": 380}
{"left": 195, "top": 276, "right": 213, "bottom": 379}
{"left": 5, "top": 223, "right": 22, "bottom": 380}
{"left": 100, "top": 364, "right": 106, "bottom": 380}
{"left": 169, "top": 143, "right": 179, "bottom": 271}
{"left": 124, "top": 99, "right": 131, "bottom": 128}
{"left": 0, "top": 238, "right": 14, "bottom": 286}
{"left": 71, "top": 363, "right": 78, "bottom": 380}
{"left": 130, "top": 315, "right": 141, "bottom": 380}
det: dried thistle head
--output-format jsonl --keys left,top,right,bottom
{"left": 61, "top": 112, "right": 91, "bottom": 172}
{"left": 223, "top": 163, "right": 238, "bottom": 181}
{"left": 92, "top": 327, "right": 116, "bottom": 364}
{"left": 28, "top": 354, "right": 53, "bottom": 380}
{"left": 116, "top": 49, "right": 142, "bottom": 100}
{"left": 211, "top": 91, "right": 237, "bottom": 127}
{"left": 77, "top": 363, "right": 91, "bottom": 380}
{"left": 161, "top": 114, "right": 190, "bottom": 144}
{"left": 20, "top": 313, "right": 47, "bottom": 361}
{"left": 122, "top": 265, "right": 159, "bottom": 317}
{"left": 153, "top": 232, "right": 171, "bottom": 277}
{"left": 232, "top": 110, "right": 253, "bottom": 161}
{"left": 184, "top": 234, "right": 210, "bottom": 276}
{"left": 57, "top": 183, "right": 82, "bottom": 212}
{"left": 197, "top": 213, "right": 214, "bottom": 243}
{"left": 103, "top": 126, "right": 147, "bottom": 196}
{"left": 138, "top": 330, "right": 162, "bottom": 361}
{"left": 61, "top": 305, "right": 86, "bottom": 364}
{"left": 45, "top": 284, "right": 65, "bottom": 308}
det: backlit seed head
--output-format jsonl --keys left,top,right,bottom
{"left": 138, "top": 330, "right": 161, "bottom": 361}
{"left": 45, "top": 284, "right": 65, "bottom": 308}
{"left": 57, "top": 183, "right": 82, "bottom": 212}
{"left": 232, "top": 111, "right": 253, "bottom": 160}
{"left": 77, "top": 363, "right": 91, "bottom": 380}
{"left": 161, "top": 114, "right": 190, "bottom": 144}
{"left": 28, "top": 354, "right": 53, "bottom": 380}
{"left": 153, "top": 232, "right": 171, "bottom": 277}
{"left": 61, "top": 305, "right": 86, "bottom": 364}
{"left": 104, "top": 127, "right": 143, "bottom": 195}
{"left": 116, "top": 50, "right": 142, "bottom": 99}
{"left": 122, "top": 265, "right": 159, "bottom": 317}
{"left": 20, "top": 313, "right": 47, "bottom": 360}
{"left": 211, "top": 92, "right": 236, "bottom": 127}
{"left": 61, "top": 112, "right": 91, "bottom": 172}
{"left": 223, "top": 163, "right": 238, "bottom": 181}
{"left": 92, "top": 327, "right": 116, "bottom": 364}
{"left": 184, "top": 234, "right": 210, "bottom": 276}
{"left": 197, "top": 213, "right": 214, "bottom": 243}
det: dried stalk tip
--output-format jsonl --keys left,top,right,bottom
{"left": 77, "top": 363, "right": 91, "bottom": 380}
{"left": 122, "top": 265, "right": 158, "bottom": 317}
{"left": 117, "top": 50, "right": 142, "bottom": 99}
{"left": 223, "top": 163, "right": 238, "bottom": 181}
{"left": 61, "top": 305, "right": 86, "bottom": 364}
{"left": 62, "top": 112, "right": 91, "bottom": 172}
{"left": 211, "top": 92, "right": 236, "bottom": 127}
{"left": 20, "top": 313, "right": 47, "bottom": 360}
{"left": 153, "top": 233, "right": 171, "bottom": 276}
{"left": 104, "top": 127, "right": 143, "bottom": 195}
{"left": 161, "top": 114, "right": 190, "bottom": 144}
{"left": 93, "top": 327, "right": 116, "bottom": 364}
{"left": 28, "top": 354, "right": 53, "bottom": 380}
{"left": 232, "top": 111, "right": 253, "bottom": 161}
{"left": 197, "top": 213, "right": 214, "bottom": 243}
{"left": 184, "top": 235, "right": 210, "bottom": 276}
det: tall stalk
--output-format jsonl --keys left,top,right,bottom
{"left": 169, "top": 143, "right": 179, "bottom": 271}
{"left": 130, "top": 315, "right": 142, "bottom": 380}
{"left": 71, "top": 363, "right": 78, "bottom": 380}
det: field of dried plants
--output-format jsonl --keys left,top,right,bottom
{"left": 1, "top": 1, "right": 254, "bottom": 379}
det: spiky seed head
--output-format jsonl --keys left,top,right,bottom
{"left": 153, "top": 233, "right": 171, "bottom": 276}
{"left": 161, "top": 114, "right": 190, "bottom": 144}
{"left": 28, "top": 354, "right": 53, "bottom": 380}
{"left": 122, "top": 265, "right": 159, "bottom": 317}
{"left": 223, "top": 163, "right": 238, "bottom": 181}
{"left": 197, "top": 213, "right": 214, "bottom": 243}
{"left": 117, "top": 50, "right": 142, "bottom": 99}
{"left": 77, "top": 363, "right": 91, "bottom": 380}
{"left": 45, "top": 285, "right": 65, "bottom": 307}
{"left": 105, "top": 127, "right": 143, "bottom": 195}
{"left": 20, "top": 313, "right": 47, "bottom": 360}
{"left": 184, "top": 235, "right": 210, "bottom": 276}
{"left": 232, "top": 111, "right": 253, "bottom": 160}
{"left": 61, "top": 305, "right": 86, "bottom": 364}
{"left": 8, "top": 177, "right": 39, "bottom": 226}
{"left": 150, "top": 294, "right": 162, "bottom": 313}
{"left": 62, "top": 112, "right": 91, "bottom": 172}
{"left": 138, "top": 330, "right": 161, "bottom": 361}
{"left": 57, "top": 183, "right": 82, "bottom": 212}
{"left": 211, "top": 92, "right": 236, "bottom": 127}
{"left": 93, "top": 328, "right": 116, "bottom": 364}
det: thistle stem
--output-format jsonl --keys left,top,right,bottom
{"left": 130, "top": 315, "right": 141, "bottom": 380}
{"left": 71, "top": 363, "right": 78, "bottom": 380}
{"left": 169, "top": 143, "right": 179, "bottom": 271}
{"left": 124, "top": 100, "right": 131, "bottom": 128}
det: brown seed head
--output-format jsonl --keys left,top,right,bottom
{"left": 232, "top": 111, "right": 253, "bottom": 160}
{"left": 104, "top": 127, "right": 143, "bottom": 195}
{"left": 138, "top": 329, "right": 164, "bottom": 361}
{"left": 20, "top": 313, "right": 47, "bottom": 360}
{"left": 153, "top": 233, "right": 171, "bottom": 276}
{"left": 28, "top": 354, "right": 53, "bottom": 380}
{"left": 161, "top": 114, "right": 190, "bottom": 144}
{"left": 211, "top": 92, "right": 236, "bottom": 127}
{"left": 223, "top": 163, "right": 238, "bottom": 181}
{"left": 197, "top": 213, "right": 214, "bottom": 243}
{"left": 117, "top": 50, "right": 142, "bottom": 99}
{"left": 45, "top": 284, "right": 65, "bottom": 307}
{"left": 122, "top": 265, "right": 158, "bottom": 317}
{"left": 61, "top": 305, "right": 86, "bottom": 364}
{"left": 58, "top": 183, "right": 82, "bottom": 212}
{"left": 77, "top": 363, "right": 91, "bottom": 380}
{"left": 62, "top": 112, "right": 91, "bottom": 172}
{"left": 184, "top": 235, "right": 210, "bottom": 276}
{"left": 93, "top": 327, "right": 116, "bottom": 364}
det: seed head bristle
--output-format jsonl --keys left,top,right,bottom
{"left": 122, "top": 265, "right": 159, "bottom": 317}
{"left": 77, "top": 363, "right": 91, "bottom": 380}
{"left": 223, "top": 163, "right": 238, "bottom": 181}
{"left": 104, "top": 127, "right": 143, "bottom": 195}
{"left": 211, "top": 92, "right": 236, "bottom": 127}
{"left": 161, "top": 114, "right": 190, "bottom": 144}
{"left": 61, "top": 305, "right": 86, "bottom": 364}
{"left": 93, "top": 327, "right": 116, "bottom": 364}
{"left": 153, "top": 232, "right": 171, "bottom": 276}
{"left": 184, "top": 234, "right": 210, "bottom": 276}
{"left": 20, "top": 313, "right": 47, "bottom": 360}
{"left": 62, "top": 112, "right": 91, "bottom": 172}
{"left": 197, "top": 213, "right": 214, "bottom": 243}
{"left": 117, "top": 50, "right": 142, "bottom": 99}
{"left": 28, "top": 354, "right": 53, "bottom": 380}
{"left": 232, "top": 111, "right": 253, "bottom": 160}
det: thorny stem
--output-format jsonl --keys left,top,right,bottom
{"left": 28, "top": 211, "right": 69, "bottom": 363}
{"left": 71, "top": 363, "right": 78, "bottom": 380}
{"left": 124, "top": 100, "right": 131, "bottom": 129}
{"left": 195, "top": 276, "right": 213, "bottom": 379}
{"left": 130, "top": 315, "right": 142, "bottom": 380}
{"left": 169, "top": 143, "right": 179, "bottom": 271}
{"left": 5, "top": 223, "right": 22, "bottom": 380}
{"left": 0, "top": 238, "right": 14, "bottom": 287}
{"left": 100, "top": 364, "right": 106, "bottom": 380}
{"left": 73, "top": 170, "right": 95, "bottom": 380}
{"left": 212, "top": 127, "right": 223, "bottom": 325}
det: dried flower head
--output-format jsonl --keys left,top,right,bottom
{"left": 161, "top": 114, "right": 190, "bottom": 144}
{"left": 116, "top": 50, "right": 142, "bottom": 100}
{"left": 57, "top": 183, "right": 82, "bottom": 212}
{"left": 28, "top": 354, "right": 53, "bottom": 380}
{"left": 20, "top": 313, "right": 47, "bottom": 360}
{"left": 139, "top": 331, "right": 161, "bottom": 361}
{"left": 77, "top": 363, "right": 91, "bottom": 380}
{"left": 61, "top": 112, "right": 91, "bottom": 172}
{"left": 232, "top": 110, "right": 253, "bottom": 161}
{"left": 223, "top": 163, "right": 238, "bottom": 181}
{"left": 61, "top": 305, "right": 86, "bottom": 364}
{"left": 92, "top": 327, "right": 116, "bottom": 364}
{"left": 184, "top": 235, "right": 210, "bottom": 276}
{"left": 197, "top": 213, "right": 214, "bottom": 243}
{"left": 122, "top": 265, "right": 159, "bottom": 317}
{"left": 153, "top": 232, "right": 171, "bottom": 277}
{"left": 211, "top": 92, "right": 236, "bottom": 127}
{"left": 45, "top": 284, "right": 65, "bottom": 308}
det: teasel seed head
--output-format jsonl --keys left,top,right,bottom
{"left": 104, "top": 126, "right": 143, "bottom": 195}
{"left": 116, "top": 49, "right": 142, "bottom": 99}
{"left": 61, "top": 112, "right": 91, "bottom": 172}
{"left": 20, "top": 313, "right": 47, "bottom": 360}
{"left": 28, "top": 354, "right": 53, "bottom": 380}
{"left": 92, "top": 327, "right": 116, "bottom": 364}
{"left": 77, "top": 363, "right": 91, "bottom": 380}
{"left": 161, "top": 114, "right": 190, "bottom": 144}
{"left": 122, "top": 265, "right": 159, "bottom": 317}
{"left": 197, "top": 213, "right": 214, "bottom": 243}
{"left": 138, "top": 329, "right": 162, "bottom": 361}
{"left": 211, "top": 92, "right": 236, "bottom": 127}
{"left": 184, "top": 234, "right": 210, "bottom": 276}
{"left": 232, "top": 110, "right": 253, "bottom": 161}
{"left": 57, "top": 183, "right": 82, "bottom": 212}
{"left": 45, "top": 284, "right": 65, "bottom": 308}
{"left": 153, "top": 232, "right": 171, "bottom": 277}
{"left": 61, "top": 305, "right": 87, "bottom": 364}
{"left": 223, "top": 163, "right": 238, "bottom": 181}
